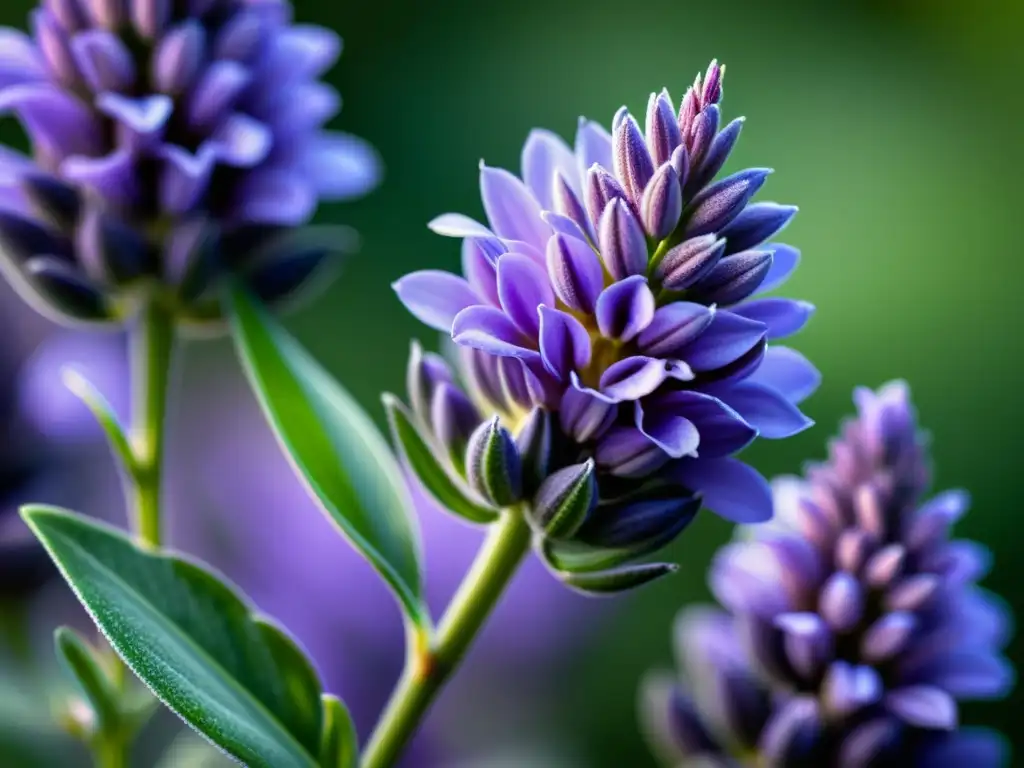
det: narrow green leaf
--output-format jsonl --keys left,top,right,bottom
{"left": 226, "top": 286, "right": 427, "bottom": 626}
{"left": 539, "top": 538, "right": 637, "bottom": 574}
{"left": 383, "top": 395, "right": 498, "bottom": 525}
{"left": 319, "top": 695, "right": 358, "bottom": 768}
{"left": 54, "top": 626, "right": 121, "bottom": 732}
{"left": 23, "top": 505, "right": 325, "bottom": 768}
{"left": 61, "top": 368, "right": 136, "bottom": 475}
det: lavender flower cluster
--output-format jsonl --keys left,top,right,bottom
{"left": 641, "top": 382, "right": 1013, "bottom": 766}
{"left": 0, "top": 0, "right": 378, "bottom": 326}
{"left": 395, "top": 62, "right": 820, "bottom": 591}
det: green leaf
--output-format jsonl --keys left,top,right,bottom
{"left": 61, "top": 367, "right": 135, "bottom": 475}
{"left": 319, "top": 695, "right": 358, "bottom": 768}
{"left": 24, "top": 505, "right": 324, "bottom": 768}
{"left": 54, "top": 626, "right": 121, "bottom": 732}
{"left": 383, "top": 395, "right": 498, "bottom": 525}
{"left": 226, "top": 285, "right": 426, "bottom": 625}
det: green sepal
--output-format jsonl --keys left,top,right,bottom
{"left": 528, "top": 460, "right": 596, "bottom": 540}
{"left": 558, "top": 562, "right": 678, "bottom": 595}
{"left": 319, "top": 695, "right": 358, "bottom": 768}
{"left": 53, "top": 627, "right": 122, "bottom": 734}
{"left": 383, "top": 395, "right": 498, "bottom": 525}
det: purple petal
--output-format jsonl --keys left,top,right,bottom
{"left": 598, "top": 197, "right": 648, "bottom": 280}
{"left": 428, "top": 213, "right": 494, "bottom": 239}
{"left": 186, "top": 59, "right": 250, "bottom": 131}
{"left": 300, "top": 131, "right": 381, "bottom": 201}
{"left": 864, "top": 544, "right": 906, "bottom": 589}
{"left": 538, "top": 306, "right": 590, "bottom": 380}
{"left": 267, "top": 83, "right": 341, "bottom": 135}
{"left": 545, "top": 233, "right": 603, "bottom": 315}
{"left": 709, "top": 542, "right": 790, "bottom": 614}
{"left": 230, "top": 167, "right": 316, "bottom": 225}
{"left": 648, "top": 391, "right": 756, "bottom": 458}
{"left": 645, "top": 91, "right": 683, "bottom": 167}
{"left": 641, "top": 163, "right": 682, "bottom": 240}
{"left": 747, "top": 346, "right": 820, "bottom": 404}
{"left": 822, "top": 662, "right": 882, "bottom": 716}
{"left": 131, "top": 0, "right": 170, "bottom": 39}
{"left": 886, "top": 686, "right": 958, "bottom": 730}
{"left": 732, "top": 298, "right": 814, "bottom": 340}
{"left": 819, "top": 572, "right": 863, "bottom": 632}
{"left": 915, "top": 729, "right": 1008, "bottom": 768}
{"left": 885, "top": 574, "right": 940, "bottom": 612}
{"left": 613, "top": 113, "right": 654, "bottom": 203}
{"left": 681, "top": 310, "right": 766, "bottom": 372}
{"left": 690, "top": 117, "right": 744, "bottom": 192}
{"left": 83, "top": 0, "right": 125, "bottom": 28}
{"left": 597, "top": 356, "right": 681, "bottom": 402}
{"left": 0, "top": 29, "right": 45, "bottom": 89}
{"left": 206, "top": 114, "right": 271, "bottom": 168}
{"left": 904, "top": 490, "right": 970, "bottom": 551}
{"left": 585, "top": 165, "right": 629, "bottom": 233}
{"left": 480, "top": 163, "right": 549, "bottom": 250}
{"left": 272, "top": 25, "right": 340, "bottom": 79}
{"left": 754, "top": 243, "right": 800, "bottom": 294}
{"left": 559, "top": 382, "right": 616, "bottom": 442}
{"left": 774, "top": 612, "right": 832, "bottom": 680}
{"left": 713, "top": 381, "right": 813, "bottom": 439}
{"left": 451, "top": 305, "right": 537, "bottom": 359}
{"left": 757, "top": 698, "right": 821, "bottom": 766}
{"left": 594, "top": 426, "right": 671, "bottom": 478}
{"left": 0, "top": 84, "right": 102, "bottom": 159}
{"left": 550, "top": 175, "right": 594, "bottom": 242}
{"left": 158, "top": 144, "right": 214, "bottom": 215}
{"left": 394, "top": 270, "right": 480, "bottom": 332}
{"left": 721, "top": 202, "right": 798, "bottom": 254}
{"left": 61, "top": 150, "right": 137, "bottom": 208}
{"left": 691, "top": 250, "right": 773, "bottom": 306}
{"left": 496, "top": 253, "right": 553, "bottom": 338}
{"left": 637, "top": 302, "right": 714, "bottom": 357}
{"left": 596, "top": 275, "right": 655, "bottom": 342}
{"left": 654, "top": 234, "right": 725, "bottom": 291}
{"left": 521, "top": 128, "right": 577, "bottom": 210}
{"left": 915, "top": 650, "right": 1014, "bottom": 699}
{"left": 635, "top": 401, "right": 699, "bottom": 459}
{"left": 461, "top": 237, "right": 501, "bottom": 306}
{"left": 575, "top": 117, "right": 612, "bottom": 182}
{"left": 685, "top": 168, "right": 771, "bottom": 238}
{"left": 153, "top": 20, "right": 205, "bottom": 95}
{"left": 96, "top": 93, "right": 172, "bottom": 142}
{"left": 838, "top": 719, "right": 899, "bottom": 767}
{"left": 70, "top": 30, "right": 135, "bottom": 93}
{"left": 688, "top": 104, "right": 719, "bottom": 168}
{"left": 862, "top": 612, "right": 917, "bottom": 663}
{"left": 541, "top": 210, "right": 588, "bottom": 243}
{"left": 31, "top": 11, "right": 78, "bottom": 88}
{"left": 671, "top": 458, "right": 772, "bottom": 523}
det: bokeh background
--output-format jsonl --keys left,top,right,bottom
{"left": 0, "top": 0, "right": 1022, "bottom": 765}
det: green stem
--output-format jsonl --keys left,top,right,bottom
{"left": 128, "top": 300, "right": 175, "bottom": 549}
{"left": 92, "top": 735, "right": 128, "bottom": 768}
{"left": 361, "top": 510, "right": 533, "bottom": 768}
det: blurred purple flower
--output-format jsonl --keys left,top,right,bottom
{"left": 641, "top": 382, "right": 1013, "bottom": 766}
{"left": 394, "top": 61, "right": 817, "bottom": 591}
{"left": 0, "top": 0, "right": 380, "bottom": 326}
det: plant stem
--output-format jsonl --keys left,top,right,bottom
{"left": 93, "top": 735, "right": 128, "bottom": 768}
{"left": 361, "top": 510, "right": 533, "bottom": 768}
{"left": 128, "top": 300, "right": 175, "bottom": 548}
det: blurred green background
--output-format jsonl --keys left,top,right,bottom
{"left": 3, "top": 0, "right": 1023, "bottom": 764}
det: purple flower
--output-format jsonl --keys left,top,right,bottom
{"left": 640, "top": 382, "right": 1014, "bottom": 766}
{"left": 394, "top": 61, "right": 817, "bottom": 592}
{"left": 0, "top": 0, "right": 380, "bottom": 326}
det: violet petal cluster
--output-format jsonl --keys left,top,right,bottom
{"left": 394, "top": 61, "right": 818, "bottom": 591}
{"left": 640, "top": 382, "right": 1013, "bottom": 766}
{"left": 0, "top": 0, "right": 380, "bottom": 326}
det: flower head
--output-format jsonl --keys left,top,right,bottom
{"left": 394, "top": 61, "right": 818, "bottom": 592}
{"left": 640, "top": 382, "right": 1014, "bottom": 765}
{"left": 0, "top": 0, "right": 380, "bottom": 326}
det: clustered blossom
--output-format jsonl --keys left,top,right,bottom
{"left": 394, "top": 61, "right": 818, "bottom": 589}
{"left": 640, "top": 382, "right": 1013, "bottom": 765}
{"left": 0, "top": 0, "right": 379, "bottom": 326}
